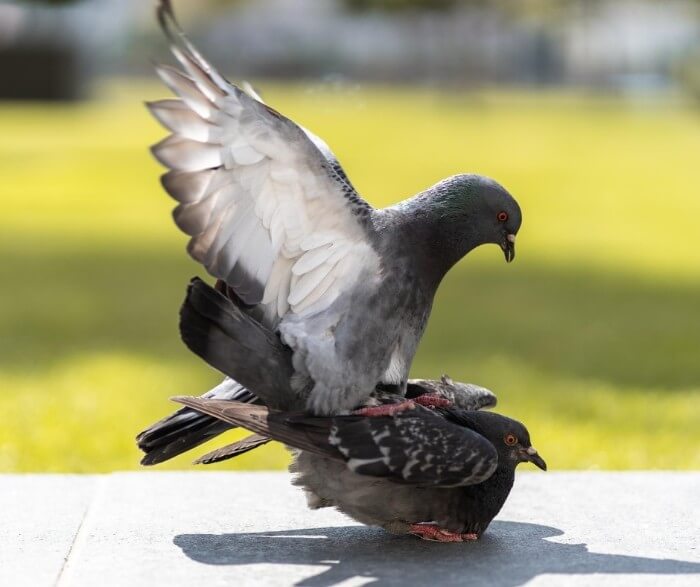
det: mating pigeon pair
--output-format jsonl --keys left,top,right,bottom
{"left": 168, "top": 278, "right": 545, "bottom": 542}
{"left": 137, "top": 0, "right": 544, "bottom": 542}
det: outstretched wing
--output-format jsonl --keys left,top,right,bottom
{"left": 148, "top": 1, "right": 378, "bottom": 324}
{"left": 173, "top": 397, "right": 498, "bottom": 488}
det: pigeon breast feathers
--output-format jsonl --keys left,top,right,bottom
{"left": 148, "top": 1, "right": 378, "bottom": 325}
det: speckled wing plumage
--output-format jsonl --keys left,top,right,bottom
{"left": 323, "top": 408, "right": 498, "bottom": 487}
{"left": 173, "top": 397, "right": 498, "bottom": 488}
{"left": 149, "top": 0, "right": 378, "bottom": 325}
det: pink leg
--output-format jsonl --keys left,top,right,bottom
{"left": 412, "top": 394, "right": 452, "bottom": 409}
{"left": 409, "top": 524, "right": 468, "bottom": 543}
{"left": 354, "top": 400, "right": 416, "bottom": 417}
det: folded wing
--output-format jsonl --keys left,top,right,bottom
{"left": 172, "top": 397, "right": 498, "bottom": 488}
{"left": 323, "top": 408, "right": 498, "bottom": 487}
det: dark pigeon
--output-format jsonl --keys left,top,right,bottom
{"left": 173, "top": 396, "right": 546, "bottom": 542}
{"left": 146, "top": 0, "right": 522, "bottom": 419}
{"left": 137, "top": 279, "right": 496, "bottom": 465}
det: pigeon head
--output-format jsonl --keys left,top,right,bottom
{"left": 456, "top": 410, "right": 546, "bottom": 471}
{"left": 434, "top": 174, "right": 522, "bottom": 263}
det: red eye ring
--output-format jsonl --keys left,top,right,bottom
{"left": 497, "top": 211, "right": 508, "bottom": 222}
{"left": 504, "top": 434, "right": 518, "bottom": 446}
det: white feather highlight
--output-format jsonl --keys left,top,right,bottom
{"left": 155, "top": 65, "right": 214, "bottom": 119}
{"left": 149, "top": 12, "right": 378, "bottom": 313}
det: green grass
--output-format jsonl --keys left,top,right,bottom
{"left": 1, "top": 81, "right": 699, "bottom": 472}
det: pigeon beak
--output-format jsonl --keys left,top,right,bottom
{"left": 501, "top": 234, "right": 516, "bottom": 263}
{"left": 521, "top": 446, "right": 547, "bottom": 471}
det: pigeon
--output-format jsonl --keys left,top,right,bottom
{"left": 144, "top": 0, "right": 521, "bottom": 457}
{"left": 137, "top": 278, "right": 496, "bottom": 465}
{"left": 173, "top": 395, "right": 546, "bottom": 542}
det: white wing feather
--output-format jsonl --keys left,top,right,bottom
{"left": 149, "top": 4, "right": 377, "bottom": 327}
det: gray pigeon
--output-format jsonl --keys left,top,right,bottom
{"left": 147, "top": 1, "right": 521, "bottom": 419}
{"left": 173, "top": 396, "right": 546, "bottom": 542}
{"left": 137, "top": 278, "right": 496, "bottom": 465}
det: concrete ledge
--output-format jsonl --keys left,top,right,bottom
{"left": 2, "top": 472, "right": 698, "bottom": 586}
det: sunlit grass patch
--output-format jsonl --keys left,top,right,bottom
{"left": 1, "top": 81, "right": 698, "bottom": 471}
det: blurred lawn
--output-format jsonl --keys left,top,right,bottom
{"left": 1, "top": 81, "right": 699, "bottom": 472}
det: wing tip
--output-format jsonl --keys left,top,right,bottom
{"left": 170, "top": 395, "right": 198, "bottom": 407}
{"left": 156, "top": 0, "right": 179, "bottom": 44}
{"left": 241, "top": 81, "right": 265, "bottom": 103}
{"left": 150, "top": 136, "right": 177, "bottom": 169}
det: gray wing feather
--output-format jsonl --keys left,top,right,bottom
{"left": 179, "top": 277, "right": 302, "bottom": 410}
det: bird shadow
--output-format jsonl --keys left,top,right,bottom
{"left": 173, "top": 521, "right": 700, "bottom": 587}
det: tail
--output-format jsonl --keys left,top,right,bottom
{"left": 136, "top": 377, "right": 255, "bottom": 466}
{"left": 137, "top": 277, "right": 298, "bottom": 466}
{"left": 136, "top": 407, "right": 231, "bottom": 466}
{"left": 179, "top": 277, "right": 299, "bottom": 410}
{"left": 193, "top": 433, "right": 271, "bottom": 465}
{"left": 172, "top": 397, "right": 338, "bottom": 459}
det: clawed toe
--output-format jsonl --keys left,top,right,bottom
{"left": 409, "top": 523, "right": 474, "bottom": 543}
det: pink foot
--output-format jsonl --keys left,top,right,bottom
{"left": 412, "top": 394, "right": 452, "bottom": 409}
{"left": 409, "top": 524, "right": 468, "bottom": 543}
{"left": 354, "top": 400, "right": 416, "bottom": 417}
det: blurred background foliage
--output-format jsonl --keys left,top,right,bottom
{"left": 0, "top": 0, "right": 699, "bottom": 472}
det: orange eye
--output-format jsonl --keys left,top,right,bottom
{"left": 504, "top": 433, "right": 518, "bottom": 446}
{"left": 497, "top": 211, "right": 508, "bottom": 222}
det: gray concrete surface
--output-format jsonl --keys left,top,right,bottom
{"left": 1, "top": 472, "right": 698, "bottom": 586}
{"left": 0, "top": 475, "right": 97, "bottom": 587}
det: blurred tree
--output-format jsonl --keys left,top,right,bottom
{"left": 674, "top": 47, "right": 700, "bottom": 102}
{"left": 343, "top": 0, "right": 460, "bottom": 11}
{"left": 15, "top": 0, "right": 82, "bottom": 4}
{"left": 341, "top": 0, "right": 606, "bottom": 19}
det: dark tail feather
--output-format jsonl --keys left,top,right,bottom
{"left": 193, "top": 433, "right": 271, "bottom": 465}
{"left": 179, "top": 277, "right": 299, "bottom": 410}
{"left": 136, "top": 277, "right": 297, "bottom": 466}
{"left": 172, "top": 397, "right": 338, "bottom": 460}
{"left": 136, "top": 406, "right": 231, "bottom": 466}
